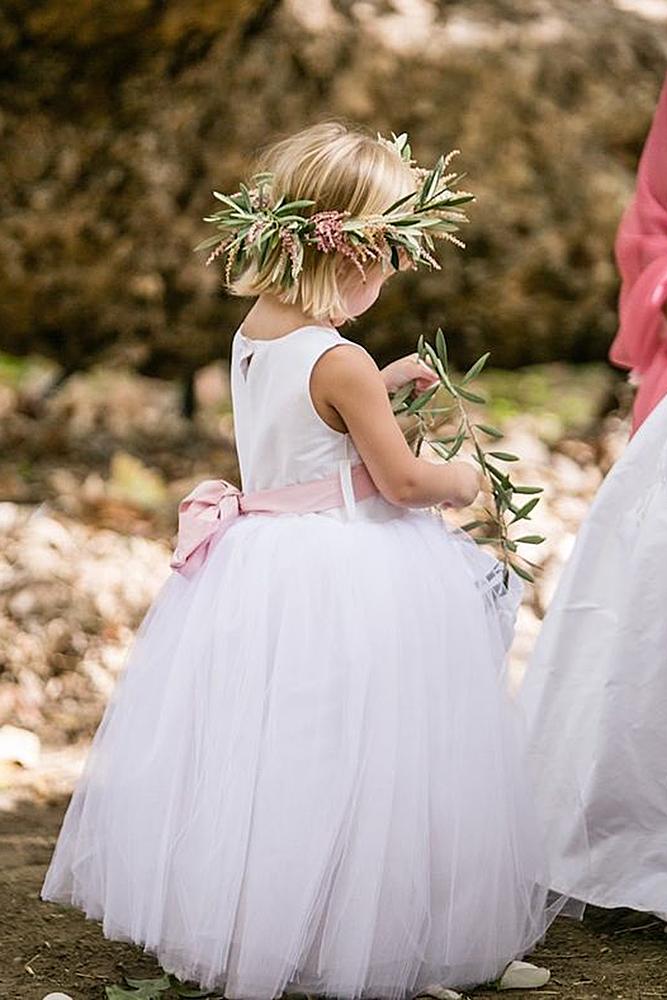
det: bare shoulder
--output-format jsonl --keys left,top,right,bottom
{"left": 311, "top": 342, "right": 380, "bottom": 392}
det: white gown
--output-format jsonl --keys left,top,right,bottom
{"left": 521, "top": 394, "right": 667, "bottom": 918}
{"left": 43, "top": 325, "right": 560, "bottom": 998}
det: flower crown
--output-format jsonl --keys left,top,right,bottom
{"left": 194, "top": 132, "right": 474, "bottom": 288}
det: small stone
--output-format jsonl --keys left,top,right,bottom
{"left": 0, "top": 725, "right": 40, "bottom": 768}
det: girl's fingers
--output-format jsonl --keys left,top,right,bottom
{"left": 413, "top": 365, "right": 439, "bottom": 389}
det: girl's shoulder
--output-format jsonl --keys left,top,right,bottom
{"left": 233, "top": 322, "right": 373, "bottom": 361}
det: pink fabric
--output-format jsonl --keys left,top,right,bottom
{"left": 610, "top": 74, "right": 667, "bottom": 434}
{"left": 170, "top": 463, "right": 379, "bottom": 578}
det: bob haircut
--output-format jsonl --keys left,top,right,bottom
{"left": 228, "top": 121, "right": 416, "bottom": 322}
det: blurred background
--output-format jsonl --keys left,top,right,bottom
{"left": 3, "top": 0, "right": 667, "bottom": 773}
{"left": 1, "top": 4, "right": 667, "bottom": 994}
{"left": 3, "top": 0, "right": 667, "bottom": 774}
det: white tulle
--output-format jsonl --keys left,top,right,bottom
{"left": 42, "top": 499, "right": 559, "bottom": 997}
{"left": 42, "top": 326, "right": 563, "bottom": 998}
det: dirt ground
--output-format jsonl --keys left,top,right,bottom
{"left": 2, "top": 785, "right": 666, "bottom": 1000}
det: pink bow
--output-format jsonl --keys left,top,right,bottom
{"left": 170, "top": 480, "right": 243, "bottom": 579}
{"left": 170, "top": 463, "right": 380, "bottom": 579}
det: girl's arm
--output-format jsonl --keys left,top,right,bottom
{"left": 310, "top": 345, "right": 481, "bottom": 508}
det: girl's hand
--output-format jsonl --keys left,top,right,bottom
{"left": 380, "top": 354, "right": 438, "bottom": 395}
{"left": 440, "top": 461, "right": 483, "bottom": 509}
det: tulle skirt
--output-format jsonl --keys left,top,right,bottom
{"left": 42, "top": 498, "right": 558, "bottom": 998}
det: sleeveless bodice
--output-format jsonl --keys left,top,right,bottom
{"left": 230, "top": 324, "right": 366, "bottom": 493}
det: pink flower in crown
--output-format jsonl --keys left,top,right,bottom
{"left": 205, "top": 239, "right": 230, "bottom": 267}
{"left": 245, "top": 218, "right": 267, "bottom": 245}
{"left": 280, "top": 229, "right": 303, "bottom": 279}
{"left": 311, "top": 210, "right": 351, "bottom": 253}
{"left": 310, "top": 209, "right": 375, "bottom": 279}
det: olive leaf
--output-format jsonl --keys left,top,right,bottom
{"left": 106, "top": 983, "right": 167, "bottom": 1000}
{"left": 105, "top": 973, "right": 217, "bottom": 1000}
{"left": 391, "top": 329, "right": 545, "bottom": 584}
{"left": 462, "top": 352, "right": 490, "bottom": 384}
{"left": 475, "top": 423, "right": 504, "bottom": 439}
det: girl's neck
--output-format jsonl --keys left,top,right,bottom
{"left": 241, "top": 295, "right": 337, "bottom": 342}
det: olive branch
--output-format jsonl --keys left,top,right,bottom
{"left": 391, "top": 328, "right": 545, "bottom": 584}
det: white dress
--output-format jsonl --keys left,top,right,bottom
{"left": 43, "top": 324, "right": 559, "bottom": 998}
{"left": 520, "top": 394, "right": 667, "bottom": 918}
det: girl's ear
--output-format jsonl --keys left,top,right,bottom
{"left": 338, "top": 262, "right": 387, "bottom": 319}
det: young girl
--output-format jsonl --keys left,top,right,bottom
{"left": 42, "top": 123, "right": 557, "bottom": 998}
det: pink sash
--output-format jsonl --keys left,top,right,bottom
{"left": 171, "top": 463, "right": 379, "bottom": 578}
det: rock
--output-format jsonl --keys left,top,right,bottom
{"left": 0, "top": 725, "right": 41, "bottom": 768}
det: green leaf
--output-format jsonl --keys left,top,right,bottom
{"left": 515, "top": 535, "right": 546, "bottom": 545}
{"left": 473, "top": 536, "right": 501, "bottom": 545}
{"left": 511, "top": 497, "right": 540, "bottom": 522}
{"left": 438, "top": 193, "right": 475, "bottom": 207}
{"left": 513, "top": 485, "right": 544, "bottom": 495}
{"left": 238, "top": 182, "right": 254, "bottom": 210}
{"left": 423, "top": 345, "right": 449, "bottom": 385}
{"left": 382, "top": 191, "right": 417, "bottom": 216}
{"left": 272, "top": 199, "right": 316, "bottom": 215}
{"left": 175, "top": 986, "right": 213, "bottom": 998}
{"left": 427, "top": 441, "right": 452, "bottom": 460}
{"left": 487, "top": 451, "right": 519, "bottom": 462}
{"left": 193, "top": 233, "right": 227, "bottom": 252}
{"left": 435, "top": 328, "right": 448, "bottom": 369}
{"left": 461, "top": 520, "right": 489, "bottom": 532}
{"left": 106, "top": 985, "right": 168, "bottom": 1000}
{"left": 486, "top": 463, "right": 510, "bottom": 486}
{"left": 472, "top": 442, "right": 488, "bottom": 472}
{"left": 390, "top": 382, "right": 415, "bottom": 412}
{"left": 212, "top": 191, "right": 247, "bottom": 211}
{"left": 417, "top": 334, "right": 425, "bottom": 359}
{"left": 461, "top": 352, "right": 490, "bottom": 384}
{"left": 124, "top": 976, "right": 172, "bottom": 991}
{"left": 475, "top": 423, "right": 503, "bottom": 440}
{"left": 456, "top": 386, "right": 486, "bottom": 405}
{"left": 509, "top": 561, "right": 535, "bottom": 583}
{"left": 104, "top": 974, "right": 174, "bottom": 999}
{"left": 446, "top": 434, "right": 465, "bottom": 458}
{"left": 418, "top": 156, "right": 444, "bottom": 207}
{"left": 406, "top": 383, "right": 439, "bottom": 414}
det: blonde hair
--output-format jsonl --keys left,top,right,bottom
{"left": 228, "top": 122, "right": 416, "bottom": 321}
